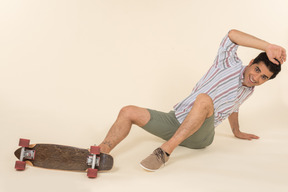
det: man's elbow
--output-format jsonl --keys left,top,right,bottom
{"left": 228, "top": 29, "right": 239, "bottom": 44}
{"left": 228, "top": 29, "right": 237, "bottom": 37}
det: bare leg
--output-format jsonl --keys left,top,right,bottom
{"left": 99, "top": 105, "right": 150, "bottom": 153}
{"left": 161, "top": 93, "right": 214, "bottom": 154}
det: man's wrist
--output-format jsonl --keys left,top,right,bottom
{"left": 232, "top": 127, "right": 240, "bottom": 135}
{"left": 264, "top": 43, "right": 273, "bottom": 52}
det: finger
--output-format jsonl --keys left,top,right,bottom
{"left": 246, "top": 134, "right": 259, "bottom": 140}
{"left": 275, "top": 58, "right": 281, "bottom": 65}
{"left": 271, "top": 58, "right": 280, "bottom": 65}
{"left": 250, "top": 134, "right": 260, "bottom": 139}
{"left": 238, "top": 134, "right": 253, "bottom": 140}
{"left": 244, "top": 134, "right": 259, "bottom": 140}
{"left": 276, "top": 51, "right": 284, "bottom": 64}
{"left": 282, "top": 51, "right": 287, "bottom": 62}
{"left": 279, "top": 49, "right": 286, "bottom": 63}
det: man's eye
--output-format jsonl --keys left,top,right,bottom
{"left": 255, "top": 67, "right": 260, "bottom": 72}
{"left": 262, "top": 76, "right": 268, "bottom": 80}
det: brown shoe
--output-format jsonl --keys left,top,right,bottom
{"left": 140, "top": 148, "right": 169, "bottom": 171}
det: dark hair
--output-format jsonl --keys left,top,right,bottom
{"left": 252, "top": 52, "right": 281, "bottom": 80}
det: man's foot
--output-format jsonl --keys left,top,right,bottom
{"left": 140, "top": 148, "right": 169, "bottom": 171}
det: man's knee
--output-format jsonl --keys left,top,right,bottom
{"left": 195, "top": 93, "right": 213, "bottom": 106}
{"left": 119, "top": 105, "right": 150, "bottom": 126}
{"left": 195, "top": 94, "right": 214, "bottom": 116}
{"left": 119, "top": 105, "right": 137, "bottom": 118}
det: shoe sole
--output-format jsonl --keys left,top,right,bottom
{"left": 139, "top": 162, "right": 163, "bottom": 172}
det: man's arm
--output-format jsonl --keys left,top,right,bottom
{"left": 228, "top": 112, "right": 259, "bottom": 140}
{"left": 228, "top": 29, "right": 286, "bottom": 65}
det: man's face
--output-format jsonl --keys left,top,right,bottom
{"left": 242, "top": 60, "right": 274, "bottom": 87}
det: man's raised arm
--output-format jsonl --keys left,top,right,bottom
{"left": 228, "top": 29, "right": 286, "bottom": 65}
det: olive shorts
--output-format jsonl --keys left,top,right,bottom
{"left": 141, "top": 109, "right": 215, "bottom": 149}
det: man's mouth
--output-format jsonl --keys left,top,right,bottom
{"left": 249, "top": 75, "right": 256, "bottom": 84}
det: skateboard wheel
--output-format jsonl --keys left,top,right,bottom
{"left": 87, "top": 168, "right": 98, "bottom": 178}
{"left": 90, "top": 146, "right": 100, "bottom": 154}
{"left": 19, "top": 139, "right": 30, "bottom": 147}
{"left": 15, "top": 161, "right": 26, "bottom": 171}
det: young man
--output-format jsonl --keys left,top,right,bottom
{"left": 98, "top": 29, "right": 286, "bottom": 171}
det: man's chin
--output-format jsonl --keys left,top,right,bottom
{"left": 242, "top": 81, "right": 253, "bottom": 87}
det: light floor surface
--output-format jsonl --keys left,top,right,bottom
{"left": 1, "top": 1, "right": 288, "bottom": 192}
{"left": 1, "top": 107, "right": 288, "bottom": 192}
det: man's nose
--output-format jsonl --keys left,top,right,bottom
{"left": 254, "top": 74, "right": 261, "bottom": 82}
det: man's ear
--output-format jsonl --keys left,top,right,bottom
{"left": 248, "top": 59, "right": 254, "bottom": 66}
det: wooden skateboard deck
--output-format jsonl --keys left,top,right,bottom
{"left": 14, "top": 139, "right": 113, "bottom": 178}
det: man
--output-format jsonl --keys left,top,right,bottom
{"left": 98, "top": 29, "right": 286, "bottom": 171}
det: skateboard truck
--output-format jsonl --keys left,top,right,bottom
{"left": 87, "top": 145, "right": 100, "bottom": 178}
{"left": 87, "top": 155, "right": 100, "bottom": 167}
{"left": 15, "top": 138, "right": 35, "bottom": 171}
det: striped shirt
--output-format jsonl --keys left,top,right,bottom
{"left": 174, "top": 33, "right": 254, "bottom": 127}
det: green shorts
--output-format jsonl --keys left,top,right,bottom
{"left": 141, "top": 109, "right": 215, "bottom": 149}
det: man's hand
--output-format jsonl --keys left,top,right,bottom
{"left": 265, "top": 44, "right": 286, "bottom": 65}
{"left": 228, "top": 112, "right": 259, "bottom": 141}
{"left": 233, "top": 131, "right": 260, "bottom": 140}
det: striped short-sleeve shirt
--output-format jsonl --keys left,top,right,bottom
{"left": 174, "top": 33, "right": 255, "bottom": 127}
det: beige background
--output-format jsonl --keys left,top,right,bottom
{"left": 1, "top": 0, "right": 288, "bottom": 192}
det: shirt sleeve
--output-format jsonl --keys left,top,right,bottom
{"left": 213, "top": 32, "right": 241, "bottom": 69}
{"left": 233, "top": 108, "right": 239, "bottom": 113}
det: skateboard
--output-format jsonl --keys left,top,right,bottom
{"left": 14, "top": 138, "right": 113, "bottom": 178}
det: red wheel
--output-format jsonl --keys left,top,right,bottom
{"left": 87, "top": 168, "right": 98, "bottom": 178}
{"left": 90, "top": 146, "right": 100, "bottom": 154}
{"left": 19, "top": 138, "right": 30, "bottom": 147}
{"left": 15, "top": 161, "right": 26, "bottom": 171}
